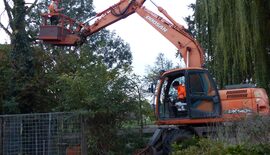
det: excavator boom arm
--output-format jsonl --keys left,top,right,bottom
{"left": 39, "top": 0, "right": 204, "bottom": 67}
{"left": 83, "top": 0, "right": 146, "bottom": 36}
{"left": 135, "top": 6, "right": 204, "bottom": 67}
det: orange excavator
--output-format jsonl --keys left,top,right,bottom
{"left": 38, "top": 0, "right": 269, "bottom": 154}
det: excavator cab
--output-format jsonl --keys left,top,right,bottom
{"left": 156, "top": 68, "right": 221, "bottom": 122}
{"left": 38, "top": 13, "right": 82, "bottom": 46}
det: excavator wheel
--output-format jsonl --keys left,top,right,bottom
{"left": 162, "top": 128, "right": 194, "bottom": 154}
{"left": 134, "top": 146, "right": 155, "bottom": 155}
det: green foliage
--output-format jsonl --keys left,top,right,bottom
{"left": 184, "top": 3, "right": 196, "bottom": 37}
{"left": 194, "top": 0, "right": 270, "bottom": 92}
{"left": 173, "top": 138, "right": 224, "bottom": 155}
{"left": 173, "top": 116, "right": 270, "bottom": 155}
{"left": 60, "top": 0, "right": 95, "bottom": 21}
{"left": 116, "top": 128, "right": 149, "bottom": 154}
{"left": 0, "top": 45, "right": 12, "bottom": 113}
{"left": 215, "top": 116, "right": 270, "bottom": 145}
{"left": 173, "top": 138, "right": 270, "bottom": 155}
{"left": 87, "top": 30, "right": 132, "bottom": 70}
{"left": 42, "top": 47, "right": 138, "bottom": 154}
{"left": 226, "top": 144, "right": 254, "bottom": 155}
{"left": 172, "top": 137, "right": 200, "bottom": 151}
{"left": 0, "top": 45, "right": 61, "bottom": 113}
{"left": 140, "top": 99, "right": 155, "bottom": 123}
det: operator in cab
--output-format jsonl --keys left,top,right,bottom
{"left": 172, "top": 81, "right": 186, "bottom": 101}
{"left": 48, "top": 0, "right": 64, "bottom": 25}
{"left": 171, "top": 80, "right": 187, "bottom": 116}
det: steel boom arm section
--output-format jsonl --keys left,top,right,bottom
{"left": 135, "top": 6, "right": 204, "bottom": 67}
{"left": 39, "top": 0, "right": 204, "bottom": 67}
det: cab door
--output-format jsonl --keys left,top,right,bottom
{"left": 186, "top": 70, "right": 221, "bottom": 118}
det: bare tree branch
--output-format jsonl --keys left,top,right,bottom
{"left": 0, "top": 22, "right": 11, "bottom": 36}
{"left": 3, "top": 0, "right": 14, "bottom": 30}
{"left": 3, "top": 0, "right": 12, "bottom": 20}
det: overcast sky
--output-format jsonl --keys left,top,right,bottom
{"left": 0, "top": 0, "right": 195, "bottom": 76}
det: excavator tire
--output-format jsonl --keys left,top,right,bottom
{"left": 134, "top": 146, "right": 155, "bottom": 155}
{"left": 162, "top": 128, "right": 194, "bottom": 154}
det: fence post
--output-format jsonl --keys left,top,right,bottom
{"left": 0, "top": 117, "right": 2, "bottom": 155}
{"left": 47, "top": 113, "right": 52, "bottom": 155}
{"left": 81, "top": 116, "right": 87, "bottom": 155}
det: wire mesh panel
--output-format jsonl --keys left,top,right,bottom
{"left": 0, "top": 112, "right": 83, "bottom": 155}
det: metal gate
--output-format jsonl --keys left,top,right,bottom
{"left": 0, "top": 112, "right": 85, "bottom": 155}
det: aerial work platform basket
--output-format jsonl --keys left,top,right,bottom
{"left": 38, "top": 13, "right": 82, "bottom": 46}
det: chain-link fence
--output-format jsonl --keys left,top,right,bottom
{"left": 0, "top": 112, "right": 86, "bottom": 155}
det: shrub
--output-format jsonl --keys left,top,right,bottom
{"left": 172, "top": 138, "right": 270, "bottom": 155}
{"left": 172, "top": 116, "right": 270, "bottom": 155}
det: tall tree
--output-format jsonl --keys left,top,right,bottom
{"left": 1, "top": 0, "right": 59, "bottom": 114}
{"left": 1, "top": 0, "right": 37, "bottom": 113}
{"left": 195, "top": 0, "right": 270, "bottom": 92}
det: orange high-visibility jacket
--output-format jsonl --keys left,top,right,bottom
{"left": 177, "top": 85, "right": 186, "bottom": 99}
{"left": 48, "top": 2, "right": 56, "bottom": 13}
